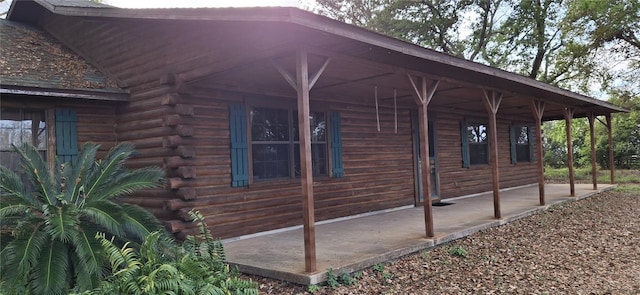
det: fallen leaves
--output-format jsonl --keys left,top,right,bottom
{"left": 247, "top": 190, "right": 640, "bottom": 294}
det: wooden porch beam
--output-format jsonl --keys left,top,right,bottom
{"left": 407, "top": 74, "right": 440, "bottom": 105}
{"left": 606, "top": 114, "right": 615, "bottom": 184}
{"left": 482, "top": 90, "right": 503, "bottom": 218}
{"left": 408, "top": 75, "right": 439, "bottom": 238}
{"left": 530, "top": 100, "right": 545, "bottom": 205}
{"left": 563, "top": 108, "right": 576, "bottom": 196}
{"left": 309, "top": 57, "right": 331, "bottom": 89}
{"left": 271, "top": 60, "right": 297, "bottom": 90}
{"left": 296, "top": 49, "right": 316, "bottom": 273}
{"left": 272, "top": 55, "right": 331, "bottom": 92}
{"left": 587, "top": 113, "right": 598, "bottom": 190}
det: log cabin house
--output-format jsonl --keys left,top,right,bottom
{"left": 2, "top": 0, "right": 627, "bottom": 273}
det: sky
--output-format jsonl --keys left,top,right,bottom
{"left": 104, "top": 0, "right": 308, "bottom": 8}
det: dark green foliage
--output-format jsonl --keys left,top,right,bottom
{"left": 0, "top": 142, "right": 165, "bottom": 294}
{"left": 80, "top": 210, "right": 258, "bottom": 295}
{"left": 325, "top": 268, "right": 340, "bottom": 288}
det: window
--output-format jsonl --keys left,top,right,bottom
{"left": 466, "top": 124, "right": 488, "bottom": 165}
{"left": 510, "top": 125, "right": 534, "bottom": 163}
{"left": 0, "top": 108, "right": 47, "bottom": 172}
{"left": 461, "top": 122, "right": 488, "bottom": 167}
{"left": 250, "top": 107, "right": 327, "bottom": 181}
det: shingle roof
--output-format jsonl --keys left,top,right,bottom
{"left": 0, "top": 19, "right": 121, "bottom": 92}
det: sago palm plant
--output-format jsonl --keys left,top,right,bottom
{"left": 0, "top": 142, "right": 165, "bottom": 295}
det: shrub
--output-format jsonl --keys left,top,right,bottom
{"left": 79, "top": 210, "right": 258, "bottom": 295}
{"left": 0, "top": 143, "right": 164, "bottom": 294}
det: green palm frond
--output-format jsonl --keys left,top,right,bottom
{"left": 83, "top": 143, "right": 136, "bottom": 200}
{"left": 2, "top": 228, "right": 48, "bottom": 284}
{"left": 13, "top": 143, "right": 59, "bottom": 206}
{"left": 89, "top": 167, "right": 164, "bottom": 201}
{"left": 31, "top": 239, "right": 70, "bottom": 295}
{"left": 119, "top": 204, "right": 164, "bottom": 241}
{"left": 43, "top": 204, "right": 80, "bottom": 243}
{"left": 95, "top": 233, "right": 140, "bottom": 274}
{"left": 70, "top": 250, "right": 102, "bottom": 292}
{"left": 70, "top": 227, "right": 103, "bottom": 278}
{"left": 0, "top": 200, "right": 32, "bottom": 219}
{"left": 80, "top": 201, "right": 126, "bottom": 237}
{"left": 0, "top": 165, "right": 33, "bottom": 205}
{"left": 64, "top": 143, "right": 99, "bottom": 205}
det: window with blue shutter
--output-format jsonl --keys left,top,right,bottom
{"left": 461, "top": 121, "right": 488, "bottom": 167}
{"left": 55, "top": 108, "right": 78, "bottom": 163}
{"left": 510, "top": 125, "right": 533, "bottom": 163}
{"left": 229, "top": 104, "right": 249, "bottom": 187}
{"left": 329, "top": 112, "right": 343, "bottom": 178}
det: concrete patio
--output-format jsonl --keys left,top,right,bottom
{"left": 224, "top": 183, "right": 615, "bottom": 285}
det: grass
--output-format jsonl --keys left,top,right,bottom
{"left": 545, "top": 167, "right": 640, "bottom": 185}
{"left": 545, "top": 168, "right": 640, "bottom": 194}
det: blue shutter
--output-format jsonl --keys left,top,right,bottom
{"left": 460, "top": 121, "right": 469, "bottom": 168}
{"left": 330, "top": 112, "right": 344, "bottom": 178}
{"left": 229, "top": 104, "right": 249, "bottom": 187}
{"left": 510, "top": 125, "right": 517, "bottom": 164}
{"left": 528, "top": 126, "right": 535, "bottom": 162}
{"left": 55, "top": 109, "right": 78, "bottom": 163}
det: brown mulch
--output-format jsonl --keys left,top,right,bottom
{"left": 246, "top": 190, "right": 640, "bottom": 294}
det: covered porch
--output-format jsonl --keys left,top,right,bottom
{"left": 225, "top": 183, "right": 615, "bottom": 285}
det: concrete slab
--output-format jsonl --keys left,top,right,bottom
{"left": 224, "top": 183, "right": 615, "bottom": 285}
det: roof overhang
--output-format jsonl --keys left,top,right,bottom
{"left": 7, "top": 0, "right": 629, "bottom": 117}
{"left": 1, "top": 85, "right": 128, "bottom": 101}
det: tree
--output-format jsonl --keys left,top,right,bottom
{"left": 596, "top": 92, "right": 640, "bottom": 169}
{"left": 0, "top": 143, "right": 165, "bottom": 295}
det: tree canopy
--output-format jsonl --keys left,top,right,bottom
{"left": 314, "top": 0, "right": 639, "bottom": 169}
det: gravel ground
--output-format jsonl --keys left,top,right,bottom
{"left": 247, "top": 189, "right": 640, "bottom": 294}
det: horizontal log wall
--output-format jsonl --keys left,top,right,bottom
{"left": 429, "top": 110, "right": 538, "bottom": 199}
{"left": 163, "top": 91, "right": 417, "bottom": 239}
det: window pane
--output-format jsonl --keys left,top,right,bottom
{"left": 0, "top": 108, "right": 47, "bottom": 175}
{"left": 293, "top": 111, "right": 326, "bottom": 142}
{"left": 516, "top": 145, "right": 531, "bottom": 162}
{"left": 251, "top": 107, "right": 289, "bottom": 142}
{"left": 252, "top": 144, "right": 290, "bottom": 180}
{"left": 294, "top": 143, "right": 328, "bottom": 177}
{"left": 469, "top": 144, "right": 488, "bottom": 165}
{"left": 517, "top": 126, "right": 529, "bottom": 144}
{"left": 467, "top": 124, "right": 487, "bottom": 143}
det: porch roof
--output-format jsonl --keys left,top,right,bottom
{"left": 8, "top": 0, "right": 628, "bottom": 119}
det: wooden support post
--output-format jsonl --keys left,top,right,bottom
{"left": 530, "top": 100, "right": 545, "bottom": 205}
{"left": 273, "top": 51, "right": 331, "bottom": 273}
{"left": 563, "top": 108, "right": 575, "bottom": 196}
{"left": 482, "top": 90, "right": 503, "bottom": 218}
{"left": 587, "top": 113, "right": 597, "bottom": 190}
{"left": 605, "top": 114, "right": 614, "bottom": 184}
{"left": 296, "top": 49, "right": 316, "bottom": 273}
{"left": 408, "top": 75, "right": 439, "bottom": 238}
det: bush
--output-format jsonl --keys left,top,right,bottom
{"left": 0, "top": 143, "right": 165, "bottom": 294}
{"left": 78, "top": 210, "right": 258, "bottom": 295}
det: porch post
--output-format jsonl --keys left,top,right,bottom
{"left": 530, "top": 100, "right": 545, "bottom": 205}
{"left": 563, "top": 108, "right": 575, "bottom": 197}
{"left": 408, "top": 75, "right": 439, "bottom": 238}
{"left": 272, "top": 50, "right": 330, "bottom": 273}
{"left": 482, "top": 90, "right": 503, "bottom": 218}
{"left": 587, "top": 113, "right": 597, "bottom": 190}
{"left": 296, "top": 49, "right": 316, "bottom": 273}
{"left": 606, "top": 113, "right": 615, "bottom": 184}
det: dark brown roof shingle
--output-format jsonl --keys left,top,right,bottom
{"left": 0, "top": 19, "right": 120, "bottom": 92}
